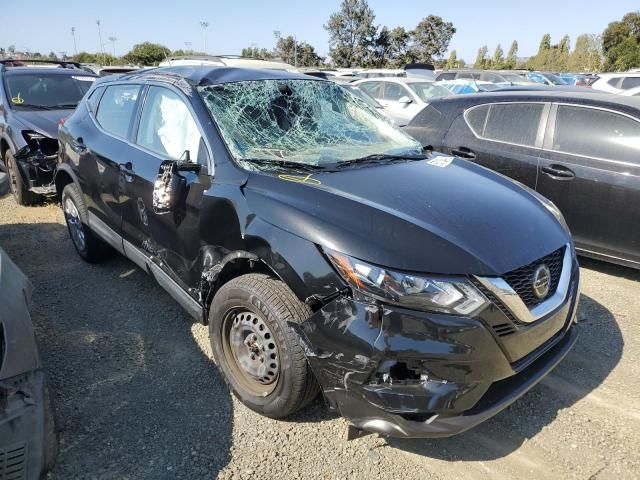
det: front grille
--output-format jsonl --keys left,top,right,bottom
{"left": 503, "top": 247, "right": 565, "bottom": 307}
{"left": 0, "top": 444, "right": 26, "bottom": 480}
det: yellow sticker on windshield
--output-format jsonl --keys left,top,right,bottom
{"left": 278, "top": 174, "right": 321, "bottom": 185}
{"left": 11, "top": 93, "right": 24, "bottom": 105}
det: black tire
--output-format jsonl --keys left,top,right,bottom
{"left": 4, "top": 150, "right": 42, "bottom": 205}
{"left": 209, "top": 273, "right": 319, "bottom": 418}
{"left": 61, "top": 183, "right": 110, "bottom": 262}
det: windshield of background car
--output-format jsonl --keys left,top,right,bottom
{"left": 5, "top": 72, "right": 96, "bottom": 109}
{"left": 198, "top": 79, "right": 422, "bottom": 167}
{"left": 408, "top": 82, "right": 452, "bottom": 102}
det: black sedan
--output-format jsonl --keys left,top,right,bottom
{"left": 404, "top": 91, "right": 640, "bottom": 270}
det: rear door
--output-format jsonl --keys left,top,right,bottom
{"left": 442, "top": 101, "right": 548, "bottom": 188}
{"left": 121, "top": 84, "right": 211, "bottom": 290}
{"left": 79, "top": 83, "right": 141, "bottom": 231}
{"left": 537, "top": 103, "right": 640, "bottom": 264}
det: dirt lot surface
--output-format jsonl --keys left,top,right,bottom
{"left": 1, "top": 196, "right": 639, "bottom": 480}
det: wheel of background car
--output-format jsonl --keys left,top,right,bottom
{"left": 208, "top": 273, "right": 318, "bottom": 418}
{"left": 4, "top": 150, "right": 42, "bottom": 205}
{"left": 61, "top": 183, "right": 111, "bottom": 263}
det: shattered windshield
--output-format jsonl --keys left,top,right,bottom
{"left": 198, "top": 79, "right": 422, "bottom": 168}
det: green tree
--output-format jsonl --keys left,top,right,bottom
{"left": 298, "top": 42, "right": 324, "bottom": 67}
{"left": 370, "top": 26, "right": 391, "bottom": 67}
{"left": 602, "top": 12, "right": 640, "bottom": 71}
{"left": 538, "top": 33, "right": 552, "bottom": 53}
{"left": 123, "top": 42, "right": 170, "bottom": 66}
{"left": 474, "top": 45, "right": 488, "bottom": 68}
{"left": 505, "top": 40, "right": 518, "bottom": 69}
{"left": 387, "top": 26, "right": 412, "bottom": 67}
{"left": 276, "top": 35, "right": 298, "bottom": 65}
{"left": 72, "top": 51, "right": 98, "bottom": 63}
{"left": 569, "top": 34, "right": 602, "bottom": 72}
{"left": 410, "top": 15, "right": 456, "bottom": 63}
{"left": 324, "top": 0, "right": 376, "bottom": 67}
{"left": 446, "top": 49, "right": 458, "bottom": 69}
{"left": 559, "top": 35, "right": 571, "bottom": 54}
{"left": 492, "top": 44, "right": 504, "bottom": 69}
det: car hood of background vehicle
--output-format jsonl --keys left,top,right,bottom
{"left": 13, "top": 109, "right": 70, "bottom": 139}
{"left": 244, "top": 158, "right": 569, "bottom": 276}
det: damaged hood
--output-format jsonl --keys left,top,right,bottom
{"left": 244, "top": 157, "right": 569, "bottom": 276}
{"left": 12, "top": 109, "right": 71, "bottom": 139}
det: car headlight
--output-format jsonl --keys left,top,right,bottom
{"left": 325, "top": 249, "right": 488, "bottom": 315}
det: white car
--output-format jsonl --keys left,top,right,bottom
{"left": 590, "top": 73, "right": 640, "bottom": 94}
{"left": 353, "top": 77, "right": 452, "bottom": 126}
{"left": 620, "top": 85, "right": 640, "bottom": 96}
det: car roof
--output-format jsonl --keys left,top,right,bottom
{"left": 107, "top": 66, "right": 321, "bottom": 87}
{"left": 596, "top": 72, "right": 640, "bottom": 78}
{"left": 355, "top": 77, "right": 433, "bottom": 84}
{"left": 428, "top": 90, "right": 640, "bottom": 112}
{"left": 2, "top": 66, "right": 94, "bottom": 76}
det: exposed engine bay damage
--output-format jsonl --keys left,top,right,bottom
{"left": 198, "top": 80, "right": 422, "bottom": 169}
{"left": 292, "top": 294, "right": 577, "bottom": 438}
{"left": 15, "top": 135, "right": 57, "bottom": 195}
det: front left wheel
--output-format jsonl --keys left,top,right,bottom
{"left": 4, "top": 150, "right": 42, "bottom": 205}
{"left": 209, "top": 273, "right": 319, "bottom": 418}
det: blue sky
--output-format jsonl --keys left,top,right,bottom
{"left": 1, "top": 0, "right": 635, "bottom": 62}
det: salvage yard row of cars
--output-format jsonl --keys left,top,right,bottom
{"left": 0, "top": 56, "right": 637, "bottom": 477}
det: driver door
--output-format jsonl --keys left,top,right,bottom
{"left": 120, "top": 85, "right": 211, "bottom": 293}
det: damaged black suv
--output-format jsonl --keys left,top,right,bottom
{"left": 0, "top": 60, "right": 96, "bottom": 204}
{"left": 55, "top": 67, "right": 579, "bottom": 438}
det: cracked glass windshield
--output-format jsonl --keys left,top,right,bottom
{"left": 198, "top": 79, "right": 422, "bottom": 168}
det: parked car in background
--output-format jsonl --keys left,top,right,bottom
{"left": 557, "top": 73, "right": 590, "bottom": 87}
{"left": 405, "top": 91, "right": 640, "bottom": 269}
{"left": 0, "top": 60, "right": 97, "bottom": 204}
{"left": 355, "top": 68, "right": 406, "bottom": 79}
{"left": 403, "top": 63, "right": 436, "bottom": 81}
{"left": 436, "top": 69, "right": 533, "bottom": 86}
{"left": 55, "top": 66, "right": 578, "bottom": 439}
{"left": 0, "top": 171, "right": 58, "bottom": 479}
{"left": 590, "top": 72, "right": 640, "bottom": 94}
{"left": 353, "top": 77, "right": 452, "bottom": 125}
{"left": 526, "top": 71, "right": 569, "bottom": 86}
{"left": 436, "top": 79, "right": 502, "bottom": 95}
{"left": 302, "top": 69, "right": 357, "bottom": 84}
{"left": 620, "top": 85, "right": 640, "bottom": 96}
{"left": 159, "top": 55, "right": 297, "bottom": 72}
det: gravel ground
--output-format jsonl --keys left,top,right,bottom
{"left": 0, "top": 195, "right": 638, "bottom": 480}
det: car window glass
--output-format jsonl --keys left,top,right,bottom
{"left": 359, "top": 82, "right": 381, "bottom": 98}
{"left": 482, "top": 103, "right": 543, "bottom": 146}
{"left": 96, "top": 84, "right": 140, "bottom": 138}
{"left": 621, "top": 77, "right": 640, "bottom": 89}
{"left": 437, "top": 72, "right": 456, "bottom": 81}
{"left": 383, "top": 82, "right": 408, "bottom": 101}
{"left": 465, "top": 104, "right": 490, "bottom": 135}
{"left": 137, "top": 86, "right": 203, "bottom": 163}
{"left": 457, "top": 72, "right": 474, "bottom": 79}
{"left": 607, "top": 77, "right": 621, "bottom": 87}
{"left": 87, "top": 86, "right": 104, "bottom": 114}
{"left": 481, "top": 72, "right": 504, "bottom": 83}
{"left": 553, "top": 105, "right": 640, "bottom": 163}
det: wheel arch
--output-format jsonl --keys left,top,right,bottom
{"left": 54, "top": 164, "right": 81, "bottom": 202}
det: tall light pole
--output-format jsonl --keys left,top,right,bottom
{"left": 71, "top": 27, "right": 78, "bottom": 55}
{"left": 199, "top": 21, "right": 209, "bottom": 54}
{"left": 108, "top": 36, "right": 117, "bottom": 57}
{"left": 96, "top": 19, "right": 105, "bottom": 64}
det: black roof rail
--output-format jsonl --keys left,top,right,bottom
{"left": 0, "top": 59, "right": 82, "bottom": 71}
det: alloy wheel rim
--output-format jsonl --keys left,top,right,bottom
{"left": 222, "top": 309, "right": 280, "bottom": 396}
{"left": 64, "top": 197, "right": 86, "bottom": 251}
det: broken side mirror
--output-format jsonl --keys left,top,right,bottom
{"left": 153, "top": 160, "right": 186, "bottom": 214}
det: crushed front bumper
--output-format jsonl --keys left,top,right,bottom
{"left": 14, "top": 147, "right": 57, "bottom": 195}
{"left": 293, "top": 268, "right": 579, "bottom": 438}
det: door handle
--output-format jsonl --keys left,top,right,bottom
{"left": 541, "top": 164, "right": 575, "bottom": 180}
{"left": 451, "top": 147, "right": 476, "bottom": 159}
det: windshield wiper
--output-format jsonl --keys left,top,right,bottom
{"left": 243, "top": 158, "right": 324, "bottom": 173}
{"left": 12, "top": 103, "right": 53, "bottom": 110}
{"left": 328, "top": 153, "right": 428, "bottom": 170}
{"left": 48, "top": 103, "right": 79, "bottom": 109}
